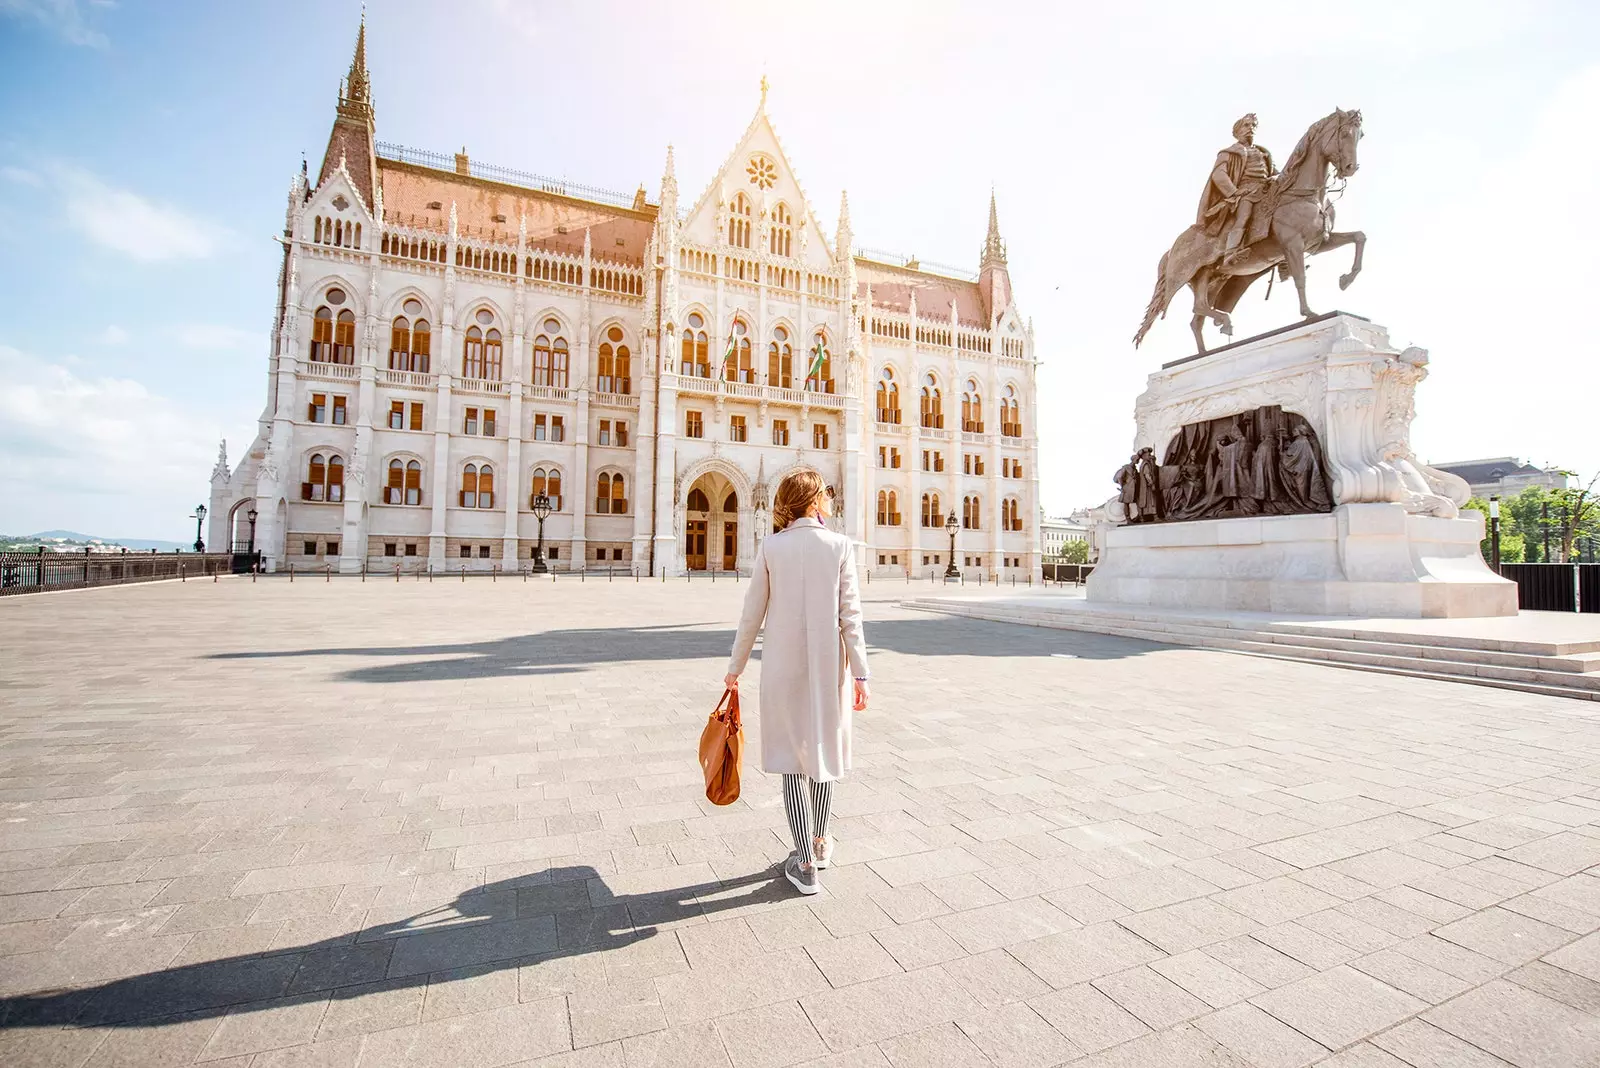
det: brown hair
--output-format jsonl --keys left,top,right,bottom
{"left": 772, "top": 470, "right": 826, "bottom": 532}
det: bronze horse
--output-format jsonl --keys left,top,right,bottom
{"left": 1134, "top": 108, "right": 1366, "bottom": 353}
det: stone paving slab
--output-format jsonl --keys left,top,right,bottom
{"left": 1, "top": 577, "right": 1598, "bottom": 1066}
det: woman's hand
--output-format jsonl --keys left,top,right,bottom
{"left": 853, "top": 679, "right": 869, "bottom": 711}
{"left": 724, "top": 673, "right": 740, "bottom": 692}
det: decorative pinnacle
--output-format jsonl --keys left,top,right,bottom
{"left": 338, "top": 7, "right": 373, "bottom": 119}
{"left": 836, "top": 189, "right": 852, "bottom": 256}
{"left": 759, "top": 74, "right": 769, "bottom": 109}
{"left": 981, "top": 188, "right": 1006, "bottom": 267}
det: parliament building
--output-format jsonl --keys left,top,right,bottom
{"left": 209, "top": 17, "right": 1043, "bottom": 577}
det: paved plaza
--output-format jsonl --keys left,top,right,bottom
{"left": 2, "top": 577, "right": 1599, "bottom": 1068}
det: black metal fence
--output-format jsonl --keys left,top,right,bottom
{"left": 0, "top": 549, "right": 233, "bottom": 596}
{"left": 1498, "top": 563, "right": 1599, "bottom": 613}
{"left": 1043, "top": 563, "right": 1095, "bottom": 585}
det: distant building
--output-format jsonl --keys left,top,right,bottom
{"left": 1429, "top": 458, "right": 1570, "bottom": 499}
{"left": 1040, "top": 512, "right": 1090, "bottom": 558}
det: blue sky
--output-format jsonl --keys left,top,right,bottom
{"left": 1, "top": 0, "right": 1596, "bottom": 539}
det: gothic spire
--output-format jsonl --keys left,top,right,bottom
{"left": 981, "top": 188, "right": 1006, "bottom": 267}
{"left": 835, "top": 190, "right": 853, "bottom": 260}
{"left": 660, "top": 144, "right": 678, "bottom": 212}
{"left": 338, "top": 9, "right": 373, "bottom": 121}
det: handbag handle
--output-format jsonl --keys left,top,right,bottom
{"left": 713, "top": 687, "right": 741, "bottom": 728}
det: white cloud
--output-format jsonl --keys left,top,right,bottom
{"left": 59, "top": 166, "right": 229, "bottom": 261}
{"left": 0, "top": 0, "right": 111, "bottom": 49}
{"left": 174, "top": 323, "right": 259, "bottom": 351}
{"left": 96, "top": 324, "right": 128, "bottom": 345}
{"left": 0, "top": 342, "right": 230, "bottom": 537}
{"left": 1, "top": 165, "right": 43, "bottom": 187}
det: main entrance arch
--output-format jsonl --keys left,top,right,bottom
{"left": 685, "top": 472, "right": 738, "bottom": 571}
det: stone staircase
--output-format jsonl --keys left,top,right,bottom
{"left": 903, "top": 597, "right": 1600, "bottom": 702}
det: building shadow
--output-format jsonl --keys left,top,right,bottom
{"left": 0, "top": 863, "right": 791, "bottom": 1031}
{"left": 202, "top": 617, "right": 1158, "bottom": 684}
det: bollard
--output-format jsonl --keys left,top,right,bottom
{"left": 181, "top": 564, "right": 186, "bottom": 582}
{"left": 252, "top": 565, "right": 257, "bottom": 583}
{"left": 213, "top": 565, "right": 217, "bottom": 583}
{"left": 326, "top": 565, "right": 331, "bottom": 583}
{"left": 493, "top": 564, "right": 497, "bottom": 583}
{"left": 461, "top": 565, "right": 465, "bottom": 583}
{"left": 428, "top": 566, "right": 433, "bottom": 583}
{"left": 395, "top": 565, "right": 401, "bottom": 582}
{"left": 361, "top": 563, "right": 366, "bottom": 582}
{"left": 867, "top": 571, "right": 871, "bottom": 584}
{"left": 290, "top": 565, "right": 294, "bottom": 583}
{"left": 522, "top": 566, "right": 527, "bottom": 582}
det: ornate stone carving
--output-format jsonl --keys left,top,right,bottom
{"left": 210, "top": 439, "right": 230, "bottom": 484}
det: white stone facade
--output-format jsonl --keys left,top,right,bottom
{"left": 210, "top": 28, "right": 1041, "bottom": 578}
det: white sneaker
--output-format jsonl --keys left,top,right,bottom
{"left": 814, "top": 835, "right": 836, "bottom": 870}
{"left": 785, "top": 855, "right": 819, "bottom": 895}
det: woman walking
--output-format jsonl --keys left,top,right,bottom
{"left": 726, "top": 471, "right": 869, "bottom": 895}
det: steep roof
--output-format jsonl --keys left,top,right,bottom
{"left": 854, "top": 258, "right": 989, "bottom": 327}
{"left": 377, "top": 159, "right": 656, "bottom": 264}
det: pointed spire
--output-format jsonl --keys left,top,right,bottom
{"left": 660, "top": 144, "right": 678, "bottom": 214}
{"left": 835, "top": 190, "right": 853, "bottom": 260}
{"left": 339, "top": 8, "right": 373, "bottom": 121}
{"left": 759, "top": 74, "right": 770, "bottom": 110}
{"left": 982, "top": 188, "right": 1006, "bottom": 267}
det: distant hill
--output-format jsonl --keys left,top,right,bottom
{"left": 24, "top": 530, "right": 189, "bottom": 552}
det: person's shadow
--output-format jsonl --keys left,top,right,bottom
{"left": 0, "top": 863, "right": 790, "bottom": 1029}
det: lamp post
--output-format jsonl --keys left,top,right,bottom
{"left": 191, "top": 504, "right": 207, "bottom": 553}
{"left": 1489, "top": 495, "right": 1501, "bottom": 572}
{"left": 944, "top": 511, "right": 960, "bottom": 580}
{"left": 530, "top": 493, "right": 552, "bottom": 575}
{"left": 1542, "top": 500, "right": 1551, "bottom": 563}
{"left": 246, "top": 507, "right": 259, "bottom": 555}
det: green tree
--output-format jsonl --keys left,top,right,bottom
{"left": 1462, "top": 498, "right": 1524, "bottom": 563}
{"left": 1057, "top": 539, "right": 1090, "bottom": 565}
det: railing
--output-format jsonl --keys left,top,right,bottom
{"left": 853, "top": 246, "right": 980, "bottom": 282}
{"left": 677, "top": 375, "right": 717, "bottom": 395}
{"left": 305, "top": 361, "right": 358, "bottom": 380}
{"left": 1042, "top": 562, "right": 1095, "bottom": 585}
{"left": 375, "top": 142, "right": 645, "bottom": 212}
{"left": 456, "top": 378, "right": 507, "bottom": 395}
{"left": 1, "top": 549, "right": 233, "bottom": 595}
{"left": 1498, "top": 563, "right": 1599, "bottom": 613}
{"left": 591, "top": 392, "right": 639, "bottom": 409}
{"left": 379, "top": 369, "right": 438, "bottom": 389}
{"left": 526, "top": 384, "right": 571, "bottom": 401}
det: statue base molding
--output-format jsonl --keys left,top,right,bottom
{"left": 1091, "top": 313, "right": 1516, "bottom": 619}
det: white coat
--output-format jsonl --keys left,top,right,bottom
{"left": 727, "top": 517, "right": 869, "bottom": 782}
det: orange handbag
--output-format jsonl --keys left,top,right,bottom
{"left": 699, "top": 688, "right": 745, "bottom": 805}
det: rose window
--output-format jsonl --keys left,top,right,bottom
{"left": 746, "top": 155, "right": 777, "bottom": 190}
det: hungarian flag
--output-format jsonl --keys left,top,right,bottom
{"left": 719, "top": 331, "right": 737, "bottom": 379}
{"left": 806, "top": 340, "right": 828, "bottom": 384}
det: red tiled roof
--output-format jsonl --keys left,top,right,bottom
{"left": 377, "top": 161, "right": 656, "bottom": 265}
{"left": 855, "top": 259, "right": 989, "bottom": 326}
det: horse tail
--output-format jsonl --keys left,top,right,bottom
{"left": 1133, "top": 251, "right": 1171, "bottom": 348}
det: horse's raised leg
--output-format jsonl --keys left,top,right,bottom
{"left": 1278, "top": 232, "right": 1315, "bottom": 318}
{"left": 1320, "top": 230, "right": 1366, "bottom": 290}
{"left": 1191, "top": 313, "right": 1207, "bottom": 354}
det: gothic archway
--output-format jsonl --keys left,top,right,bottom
{"left": 684, "top": 472, "right": 738, "bottom": 572}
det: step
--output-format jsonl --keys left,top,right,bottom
{"left": 904, "top": 600, "right": 1600, "bottom": 702}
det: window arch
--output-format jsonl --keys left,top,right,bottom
{"left": 310, "top": 288, "right": 356, "bottom": 364}
{"left": 876, "top": 490, "right": 901, "bottom": 526}
{"left": 921, "top": 373, "right": 944, "bottom": 429}
{"left": 1002, "top": 384, "right": 1022, "bottom": 438}
{"left": 595, "top": 471, "right": 628, "bottom": 514}
{"left": 769, "top": 202, "right": 793, "bottom": 257}
{"left": 687, "top": 487, "right": 710, "bottom": 513}
{"left": 597, "top": 325, "right": 631, "bottom": 394}
{"left": 389, "top": 304, "right": 432, "bottom": 372}
{"left": 386, "top": 458, "right": 423, "bottom": 505}
{"left": 1004, "top": 497, "right": 1023, "bottom": 531}
{"left": 462, "top": 310, "right": 503, "bottom": 381}
{"left": 728, "top": 192, "right": 752, "bottom": 248}
{"left": 532, "top": 317, "right": 569, "bottom": 388}
{"left": 460, "top": 463, "right": 495, "bottom": 509}
{"left": 962, "top": 380, "right": 984, "bottom": 433}
{"left": 963, "top": 494, "right": 981, "bottom": 530}
{"left": 530, "top": 466, "right": 563, "bottom": 511}
{"left": 876, "top": 367, "right": 901, "bottom": 423}
{"left": 921, "top": 492, "right": 942, "bottom": 528}
{"left": 767, "top": 325, "right": 793, "bottom": 389}
{"left": 301, "top": 452, "right": 344, "bottom": 502}
{"left": 725, "top": 319, "right": 753, "bottom": 383}
{"left": 806, "top": 331, "right": 833, "bottom": 394}
{"left": 680, "top": 312, "right": 710, "bottom": 378}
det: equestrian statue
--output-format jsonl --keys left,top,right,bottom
{"left": 1134, "top": 109, "right": 1366, "bottom": 354}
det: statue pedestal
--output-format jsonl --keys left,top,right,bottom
{"left": 1088, "top": 314, "right": 1516, "bottom": 618}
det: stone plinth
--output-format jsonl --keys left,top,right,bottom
{"left": 1090, "top": 314, "right": 1517, "bottom": 618}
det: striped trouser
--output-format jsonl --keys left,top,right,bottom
{"left": 781, "top": 774, "right": 834, "bottom": 867}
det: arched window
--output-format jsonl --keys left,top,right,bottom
{"left": 687, "top": 487, "right": 710, "bottom": 512}
{"left": 769, "top": 202, "right": 793, "bottom": 257}
{"left": 1004, "top": 498, "right": 1023, "bottom": 531}
{"left": 806, "top": 331, "right": 833, "bottom": 394}
{"left": 387, "top": 458, "right": 422, "bottom": 505}
{"left": 595, "top": 472, "right": 628, "bottom": 514}
{"left": 333, "top": 311, "right": 355, "bottom": 364}
{"left": 309, "top": 288, "right": 356, "bottom": 364}
{"left": 389, "top": 300, "right": 432, "bottom": 372}
{"left": 531, "top": 466, "right": 563, "bottom": 511}
{"left": 723, "top": 491, "right": 737, "bottom": 513}
{"left": 597, "top": 325, "right": 631, "bottom": 394}
{"left": 876, "top": 368, "right": 901, "bottom": 423}
{"left": 921, "top": 492, "right": 942, "bottom": 528}
{"left": 767, "top": 326, "right": 793, "bottom": 389}
{"left": 301, "top": 452, "right": 344, "bottom": 502}
{"left": 680, "top": 312, "right": 709, "bottom": 378}
{"left": 876, "top": 490, "right": 901, "bottom": 526}
{"left": 962, "top": 380, "right": 984, "bottom": 433}
{"left": 725, "top": 320, "right": 753, "bottom": 383}
{"left": 963, "top": 494, "right": 981, "bottom": 530}
{"left": 462, "top": 325, "right": 484, "bottom": 378}
{"left": 1003, "top": 384, "right": 1022, "bottom": 438}
{"left": 921, "top": 374, "right": 944, "bottom": 429}
{"left": 728, "top": 192, "right": 752, "bottom": 249}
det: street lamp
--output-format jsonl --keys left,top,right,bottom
{"left": 944, "top": 510, "right": 960, "bottom": 579}
{"left": 246, "top": 507, "right": 259, "bottom": 555}
{"left": 191, "top": 504, "right": 207, "bottom": 553}
{"left": 1489, "top": 495, "right": 1501, "bottom": 572}
{"left": 530, "top": 493, "right": 553, "bottom": 574}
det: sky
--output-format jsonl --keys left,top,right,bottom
{"left": 0, "top": 0, "right": 1595, "bottom": 540}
